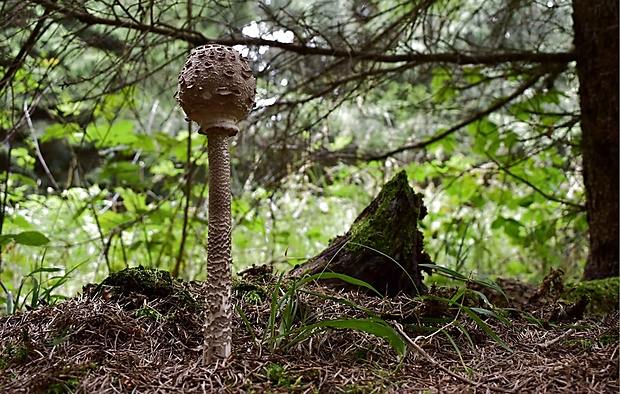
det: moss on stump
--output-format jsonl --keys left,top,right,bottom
{"left": 89, "top": 266, "right": 200, "bottom": 311}
{"left": 290, "top": 170, "right": 433, "bottom": 296}
{"left": 565, "top": 277, "right": 620, "bottom": 317}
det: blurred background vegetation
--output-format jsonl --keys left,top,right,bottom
{"left": 0, "top": 0, "right": 614, "bottom": 314}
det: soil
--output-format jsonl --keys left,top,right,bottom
{"left": 0, "top": 267, "right": 618, "bottom": 393}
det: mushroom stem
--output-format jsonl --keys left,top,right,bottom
{"left": 203, "top": 129, "right": 233, "bottom": 364}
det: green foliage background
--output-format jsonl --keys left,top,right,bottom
{"left": 0, "top": 0, "right": 587, "bottom": 313}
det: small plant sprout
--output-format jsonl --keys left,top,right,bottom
{"left": 177, "top": 44, "right": 256, "bottom": 364}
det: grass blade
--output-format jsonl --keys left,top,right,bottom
{"left": 298, "top": 272, "right": 383, "bottom": 297}
{"left": 286, "top": 317, "right": 407, "bottom": 357}
{"left": 462, "top": 306, "right": 513, "bottom": 352}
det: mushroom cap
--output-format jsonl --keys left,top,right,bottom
{"left": 177, "top": 44, "right": 256, "bottom": 134}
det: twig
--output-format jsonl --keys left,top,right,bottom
{"left": 23, "top": 97, "right": 60, "bottom": 191}
{"left": 538, "top": 328, "right": 575, "bottom": 349}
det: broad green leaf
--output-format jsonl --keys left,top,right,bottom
{"left": 502, "top": 218, "right": 523, "bottom": 238}
{"left": 117, "top": 187, "right": 148, "bottom": 213}
{"left": 463, "top": 66, "right": 484, "bottom": 84}
{"left": 427, "top": 133, "right": 457, "bottom": 154}
{"left": 133, "top": 134, "right": 156, "bottom": 151}
{"left": 42, "top": 123, "right": 81, "bottom": 143}
{"left": 100, "top": 162, "right": 145, "bottom": 187}
{"left": 431, "top": 68, "right": 457, "bottom": 102}
{"left": 11, "top": 147, "right": 35, "bottom": 168}
{"left": 0, "top": 231, "right": 51, "bottom": 246}
{"left": 86, "top": 120, "right": 137, "bottom": 148}
{"left": 150, "top": 159, "right": 183, "bottom": 177}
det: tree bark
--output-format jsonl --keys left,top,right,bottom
{"left": 573, "top": 1, "right": 619, "bottom": 280}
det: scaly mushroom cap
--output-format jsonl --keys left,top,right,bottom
{"left": 177, "top": 44, "right": 256, "bottom": 135}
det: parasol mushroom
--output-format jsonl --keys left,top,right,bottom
{"left": 177, "top": 44, "right": 256, "bottom": 363}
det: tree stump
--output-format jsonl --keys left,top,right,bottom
{"left": 289, "top": 170, "right": 433, "bottom": 296}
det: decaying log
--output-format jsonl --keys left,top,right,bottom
{"left": 289, "top": 170, "right": 433, "bottom": 296}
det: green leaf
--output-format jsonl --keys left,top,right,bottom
{"left": 100, "top": 162, "right": 145, "bottom": 187}
{"left": 503, "top": 218, "right": 523, "bottom": 238}
{"left": 31, "top": 276, "right": 40, "bottom": 307}
{"left": 0, "top": 231, "right": 50, "bottom": 246}
{"left": 491, "top": 217, "right": 523, "bottom": 238}
{"left": 419, "top": 263, "right": 469, "bottom": 281}
{"left": 470, "top": 307, "right": 512, "bottom": 326}
{"left": 427, "top": 132, "right": 457, "bottom": 154}
{"left": 27, "top": 267, "right": 63, "bottom": 275}
{"left": 329, "top": 135, "right": 353, "bottom": 151}
{"left": 11, "top": 147, "right": 35, "bottom": 168}
{"left": 517, "top": 195, "right": 535, "bottom": 207}
{"left": 431, "top": 68, "right": 457, "bottom": 102}
{"left": 117, "top": 188, "right": 148, "bottom": 213}
{"left": 300, "top": 272, "right": 382, "bottom": 297}
{"left": 42, "top": 123, "right": 81, "bottom": 143}
{"left": 463, "top": 66, "right": 484, "bottom": 84}
{"left": 86, "top": 120, "right": 137, "bottom": 148}
{"left": 150, "top": 159, "right": 183, "bottom": 177}
{"left": 467, "top": 118, "right": 498, "bottom": 137}
{"left": 491, "top": 217, "right": 505, "bottom": 229}
{"left": 440, "top": 322, "right": 469, "bottom": 365}
{"left": 294, "top": 318, "right": 407, "bottom": 356}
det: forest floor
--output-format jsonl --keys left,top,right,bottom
{"left": 0, "top": 266, "right": 618, "bottom": 393}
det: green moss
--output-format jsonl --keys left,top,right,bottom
{"left": 92, "top": 266, "right": 201, "bottom": 312}
{"left": 564, "top": 339, "right": 595, "bottom": 350}
{"left": 134, "top": 306, "right": 162, "bottom": 320}
{"left": 262, "top": 363, "right": 302, "bottom": 388}
{"left": 564, "top": 277, "right": 619, "bottom": 316}
{"left": 233, "top": 281, "right": 268, "bottom": 304}
{"left": 344, "top": 171, "right": 423, "bottom": 257}
{"left": 599, "top": 333, "right": 618, "bottom": 345}
{"left": 1, "top": 342, "right": 29, "bottom": 367}
{"left": 100, "top": 266, "right": 177, "bottom": 296}
{"left": 98, "top": 266, "right": 189, "bottom": 298}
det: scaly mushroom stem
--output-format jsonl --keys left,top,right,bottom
{"left": 203, "top": 128, "right": 233, "bottom": 363}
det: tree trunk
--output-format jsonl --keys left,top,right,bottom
{"left": 573, "top": 1, "right": 619, "bottom": 280}
{"left": 289, "top": 171, "right": 432, "bottom": 296}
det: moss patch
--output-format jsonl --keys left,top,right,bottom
{"left": 564, "top": 277, "right": 619, "bottom": 316}
{"left": 344, "top": 170, "right": 424, "bottom": 257}
{"left": 91, "top": 266, "right": 200, "bottom": 312}
{"left": 99, "top": 266, "right": 181, "bottom": 297}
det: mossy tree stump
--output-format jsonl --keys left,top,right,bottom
{"left": 290, "top": 170, "right": 433, "bottom": 296}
